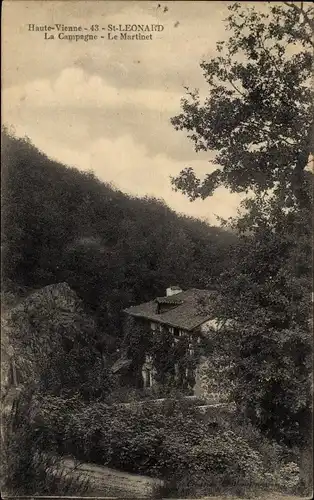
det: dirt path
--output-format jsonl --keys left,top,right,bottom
{"left": 61, "top": 457, "right": 163, "bottom": 497}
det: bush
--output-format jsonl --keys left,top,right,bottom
{"left": 10, "top": 391, "right": 308, "bottom": 497}
{"left": 33, "top": 396, "right": 277, "bottom": 496}
{"left": 1, "top": 389, "right": 89, "bottom": 495}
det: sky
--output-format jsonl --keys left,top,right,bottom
{"left": 2, "top": 0, "right": 259, "bottom": 224}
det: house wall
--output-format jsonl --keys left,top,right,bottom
{"left": 166, "top": 286, "right": 182, "bottom": 297}
{"left": 200, "top": 318, "right": 221, "bottom": 333}
{"left": 194, "top": 319, "right": 235, "bottom": 401}
{"left": 194, "top": 354, "right": 233, "bottom": 402}
{"left": 125, "top": 315, "right": 226, "bottom": 398}
{"left": 194, "top": 357, "right": 218, "bottom": 401}
{"left": 200, "top": 318, "right": 235, "bottom": 333}
{"left": 133, "top": 319, "right": 197, "bottom": 391}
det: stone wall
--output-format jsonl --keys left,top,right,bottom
{"left": 193, "top": 356, "right": 230, "bottom": 402}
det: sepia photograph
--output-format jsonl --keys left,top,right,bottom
{"left": 1, "top": 1, "right": 313, "bottom": 498}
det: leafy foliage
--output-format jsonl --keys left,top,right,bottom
{"left": 201, "top": 189, "right": 312, "bottom": 455}
{"left": 122, "top": 317, "right": 202, "bottom": 395}
{"left": 171, "top": 2, "right": 313, "bottom": 206}
{"left": 1, "top": 388, "right": 89, "bottom": 495}
{"left": 171, "top": 1, "right": 313, "bottom": 459}
{"left": 6, "top": 283, "right": 113, "bottom": 401}
{"left": 32, "top": 395, "right": 286, "bottom": 496}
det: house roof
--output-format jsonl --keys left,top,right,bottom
{"left": 123, "top": 288, "right": 216, "bottom": 331}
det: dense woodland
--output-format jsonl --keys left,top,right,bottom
{"left": 1, "top": 129, "right": 235, "bottom": 344}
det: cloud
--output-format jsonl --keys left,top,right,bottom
{"left": 3, "top": 67, "right": 182, "bottom": 115}
{"left": 2, "top": 1, "right": 248, "bottom": 223}
{"left": 3, "top": 61, "right": 244, "bottom": 224}
{"left": 13, "top": 124, "right": 243, "bottom": 224}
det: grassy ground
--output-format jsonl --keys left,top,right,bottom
{"left": 200, "top": 496, "right": 310, "bottom": 500}
{"left": 62, "top": 457, "right": 163, "bottom": 497}
{"left": 83, "top": 495, "right": 310, "bottom": 499}
{"left": 61, "top": 458, "right": 312, "bottom": 500}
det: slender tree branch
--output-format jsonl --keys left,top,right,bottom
{"left": 283, "top": 2, "right": 314, "bottom": 31}
{"left": 278, "top": 136, "right": 298, "bottom": 147}
{"left": 227, "top": 78, "right": 246, "bottom": 97}
{"left": 258, "top": 37, "right": 281, "bottom": 76}
{"left": 290, "top": 121, "right": 313, "bottom": 207}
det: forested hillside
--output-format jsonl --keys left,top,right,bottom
{"left": 1, "top": 129, "right": 235, "bottom": 343}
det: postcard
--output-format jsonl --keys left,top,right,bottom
{"left": 2, "top": 1, "right": 313, "bottom": 498}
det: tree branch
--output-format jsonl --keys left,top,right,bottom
{"left": 283, "top": 2, "right": 314, "bottom": 31}
{"left": 291, "top": 121, "right": 313, "bottom": 207}
{"left": 227, "top": 78, "right": 246, "bottom": 97}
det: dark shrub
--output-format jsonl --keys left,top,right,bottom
{"left": 34, "top": 396, "right": 272, "bottom": 495}
{"left": 1, "top": 389, "right": 89, "bottom": 495}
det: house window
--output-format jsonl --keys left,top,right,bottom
{"left": 159, "top": 324, "right": 163, "bottom": 332}
{"left": 150, "top": 322, "right": 157, "bottom": 331}
{"left": 169, "top": 326, "right": 174, "bottom": 334}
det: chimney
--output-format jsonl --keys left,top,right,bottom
{"left": 166, "top": 286, "right": 182, "bottom": 297}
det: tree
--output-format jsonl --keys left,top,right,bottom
{"left": 2, "top": 128, "right": 234, "bottom": 341}
{"left": 208, "top": 192, "right": 312, "bottom": 445}
{"left": 207, "top": 189, "right": 313, "bottom": 491}
{"left": 171, "top": 2, "right": 313, "bottom": 208}
{"left": 171, "top": 1, "right": 313, "bottom": 459}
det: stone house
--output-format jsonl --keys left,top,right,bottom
{"left": 122, "top": 286, "right": 223, "bottom": 397}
